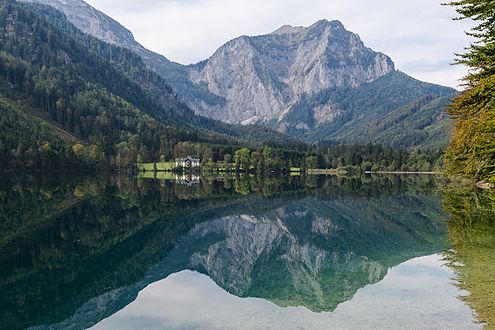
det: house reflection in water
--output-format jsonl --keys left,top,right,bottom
{"left": 175, "top": 174, "right": 201, "bottom": 186}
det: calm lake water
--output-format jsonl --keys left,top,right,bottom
{"left": 1, "top": 173, "right": 493, "bottom": 329}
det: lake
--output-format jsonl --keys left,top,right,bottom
{"left": 0, "top": 173, "right": 493, "bottom": 329}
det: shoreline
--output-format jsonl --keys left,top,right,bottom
{"left": 364, "top": 171, "right": 444, "bottom": 175}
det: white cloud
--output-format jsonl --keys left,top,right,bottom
{"left": 85, "top": 0, "right": 475, "bottom": 88}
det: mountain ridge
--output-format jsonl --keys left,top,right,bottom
{"left": 186, "top": 19, "right": 396, "bottom": 124}
{"left": 18, "top": 0, "right": 457, "bottom": 149}
{"left": 20, "top": 0, "right": 226, "bottom": 109}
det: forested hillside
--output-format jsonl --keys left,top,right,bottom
{"left": 296, "top": 71, "right": 456, "bottom": 149}
{"left": 0, "top": 0, "right": 298, "bottom": 170}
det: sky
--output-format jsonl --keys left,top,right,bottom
{"left": 85, "top": 0, "right": 475, "bottom": 89}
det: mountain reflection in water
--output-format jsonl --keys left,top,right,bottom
{"left": 0, "top": 174, "right": 480, "bottom": 329}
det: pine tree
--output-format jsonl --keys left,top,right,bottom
{"left": 445, "top": 0, "right": 495, "bottom": 183}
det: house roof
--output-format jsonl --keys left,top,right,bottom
{"left": 176, "top": 156, "right": 200, "bottom": 161}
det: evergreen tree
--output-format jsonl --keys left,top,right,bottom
{"left": 445, "top": 0, "right": 495, "bottom": 183}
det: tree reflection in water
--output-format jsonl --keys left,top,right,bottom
{"left": 443, "top": 183, "right": 495, "bottom": 329}
{"left": 0, "top": 173, "right": 452, "bottom": 329}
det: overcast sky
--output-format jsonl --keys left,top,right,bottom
{"left": 85, "top": 0, "right": 474, "bottom": 89}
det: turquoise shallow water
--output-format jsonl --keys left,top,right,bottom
{"left": 0, "top": 174, "right": 482, "bottom": 329}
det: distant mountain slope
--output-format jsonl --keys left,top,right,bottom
{"left": 293, "top": 71, "right": 457, "bottom": 148}
{"left": 20, "top": 0, "right": 457, "bottom": 149}
{"left": 21, "top": 0, "right": 226, "bottom": 109}
{"left": 188, "top": 22, "right": 457, "bottom": 148}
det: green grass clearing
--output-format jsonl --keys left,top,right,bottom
{"left": 138, "top": 162, "right": 176, "bottom": 171}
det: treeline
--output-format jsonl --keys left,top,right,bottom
{"left": 174, "top": 142, "right": 444, "bottom": 173}
{"left": 315, "top": 144, "right": 444, "bottom": 172}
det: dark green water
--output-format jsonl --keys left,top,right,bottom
{"left": 0, "top": 174, "right": 489, "bottom": 329}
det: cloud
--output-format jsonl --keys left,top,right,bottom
{"left": 85, "top": 0, "right": 474, "bottom": 88}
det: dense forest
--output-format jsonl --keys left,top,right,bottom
{"left": 445, "top": 0, "right": 495, "bottom": 183}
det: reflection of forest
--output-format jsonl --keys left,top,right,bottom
{"left": 443, "top": 185, "right": 495, "bottom": 329}
{"left": 0, "top": 174, "right": 447, "bottom": 329}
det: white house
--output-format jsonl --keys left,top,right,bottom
{"left": 175, "top": 156, "right": 200, "bottom": 168}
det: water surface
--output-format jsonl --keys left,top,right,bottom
{"left": 92, "top": 255, "right": 476, "bottom": 330}
{"left": 0, "top": 174, "right": 490, "bottom": 329}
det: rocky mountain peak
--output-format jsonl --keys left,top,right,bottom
{"left": 188, "top": 19, "right": 396, "bottom": 124}
{"left": 270, "top": 20, "right": 346, "bottom": 36}
{"left": 270, "top": 24, "right": 306, "bottom": 35}
{"left": 21, "top": 0, "right": 138, "bottom": 47}
{"left": 310, "top": 19, "right": 345, "bottom": 30}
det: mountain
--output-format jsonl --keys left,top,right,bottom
{"left": 188, "top": 20, "right": 395, "bottom": 123}
{"left": 0, "top": 0, "right": 297, "bottom": 169}
{"left": 20, "top": 0, "right": 456, "bottom": 149}
{"left": 187, "top": 21, "right": 457, "bottom": 148}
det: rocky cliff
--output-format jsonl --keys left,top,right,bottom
{"left": 188, "top": 20, "right": 395, "bottom": 125}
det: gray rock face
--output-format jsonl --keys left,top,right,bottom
{"left": 21, "top": 0, "right": 138, "bottom": 48}
{"left": 187, "top": 20, "right": 395, "bottom": 124}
